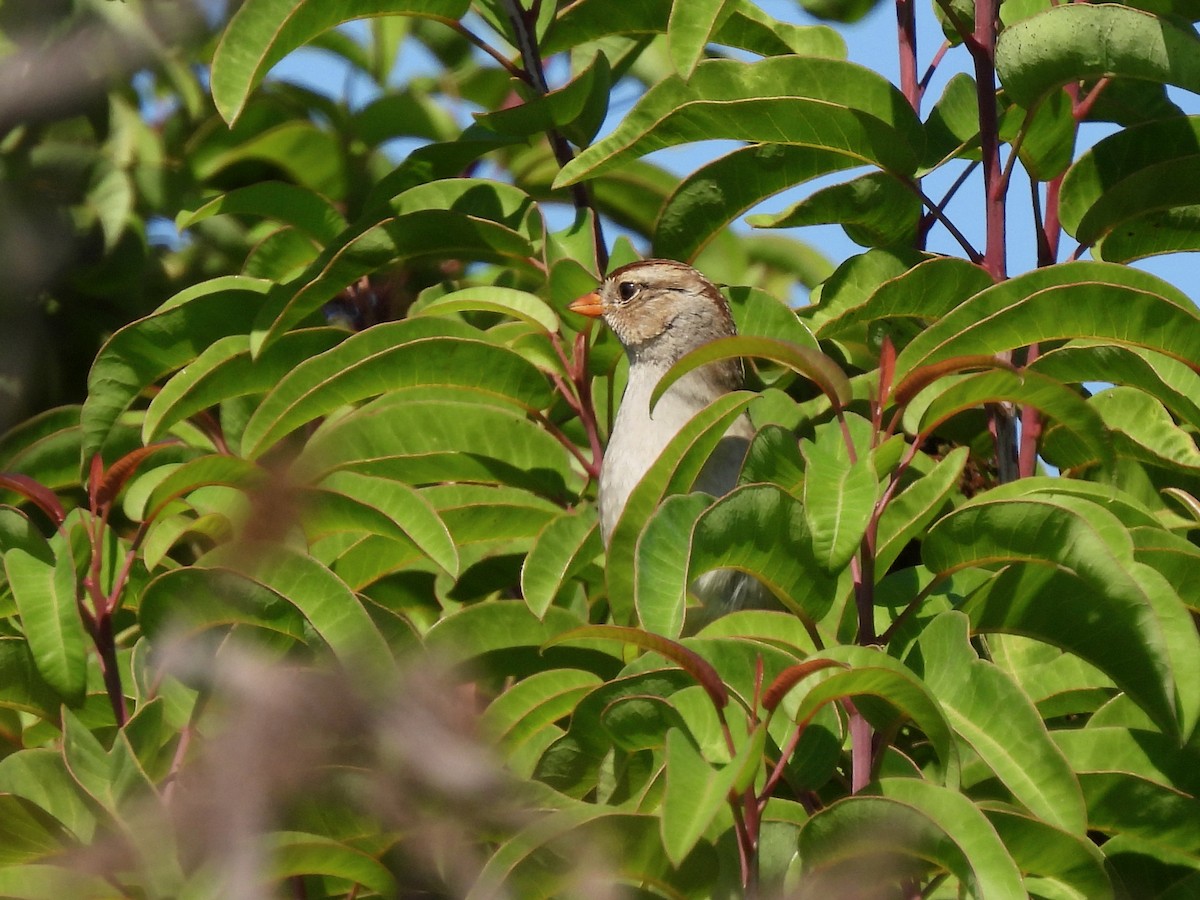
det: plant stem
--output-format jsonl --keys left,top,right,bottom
{"left": 500, "top": 0, "right": 608, "bottom": 271}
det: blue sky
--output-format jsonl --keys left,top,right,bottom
{"left": 265, "top": 0, "right": 1200, "bottom": 302}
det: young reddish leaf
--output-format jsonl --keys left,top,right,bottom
{"left": 762, "top": 659, "right": 847, "bottom": 712}
{"left": 94, "top": 443, "right": 177, "bottom": 508}
{"left": 878, "top": 334, "right": 896, "bottom": 407}
{"left": 546, "top": 624, "right": 729, "bottom": 710}
{"left": 0, "top": 474, "right": 66, "bottom": 526}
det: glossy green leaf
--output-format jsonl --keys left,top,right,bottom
{"left": 415, "top": 286, "right": 560, "bottom": 333}
{"left": 996, "top": 5, "right": 1200, "bottom": 109}
{"left": 137, "top": 456, "right": 266, "bottom": 522}
{"left": 651, "top": 336, "right": 851, "bottom": 413}
{"left": 985, "top": 808, "right": 1113, "bottom": 900}
{"left": 1029, "top": 341, "right": 1200, "bottom": 429}
{"left": 0, "top": 638, "right": 62, "bottom": 720}
{"left": 555, "top": 57, "right": 924, "bottom": 187}
{"left": 661, "top": 723, "right": 763, "bottom": 865}
{"left": 919, "top": 612, "right": 1086, "bottom": 833}
{"left": 1086, "top": 387, "right": 1200, "bottom": 472}
{"left": 520, "top": 509, "right": 601, "bottom": 618}
{"left": 796, "top": 795, "right": 974, "bottom": 893}
{"left": 0, "top": 750, "right": 97, "bottom": 844}
{"left": 801, "top": 422, "right": 879, "bottom": 572}
{"left": 654, "top": 144, "right": 858, "bottom": 263}
{"left": 481, "top": 668, "right": 602, "bottom": 761}
{"left": 0, "top": 510, "right": 86, "bottom": 706}
{"left": 424, "top": 603, "right": 622, "bottom": 677}
{"left": 211, "top": 0, "right": 472, "bottom": 123}
{"left": 893, "top": 262, "right": 1200, "bottom": 380}
{"left": 1060, "top": 117, "right": 1200, "bottom": 251}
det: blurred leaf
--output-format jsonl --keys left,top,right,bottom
{"left": 268, "top": 831, "right": 397, "bottom": 897}
{"left": 0, "top": 510, "right": 86, "bottom": 706}
{"left": 178, "top": 181, "right": 348, "bottom": 243}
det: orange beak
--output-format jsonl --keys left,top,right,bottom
{"left": 568, "top": 291, "right": 605, "bottom": 318}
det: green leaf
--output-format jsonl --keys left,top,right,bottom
{"left": 193, "top": 119, "right": 347, "bottom": 198}
{"left": 141, "top": 566, "right": 310, "bottom": 647}
{"left": 137, "top": 455, "right": 266, "bottom": 522}
{"left": 667, "top": 0, "right": 734, "bottom": 78}
{"left": 996, "top": 5, "right": 1200, "bottom": 109}
{"left": 796, "top": 795, "right": 975, "bottom": 892}
{"left": 310, "top": 471, "right": 458, "bottom": 576}
{"left": 926, "top": 497, "right": 1195, "bottom": 737}
{"left": 415, "top": 286, "right": 560, "bottom": 333}
{"left": 520, "top": 509, "right": 601, "bottom": 618}
{"left": 177, "top": 181, "right": 348, "bottom": 243}
{"left": 199, "top": 543, "right": 395, "bottom": 682}
{"left": 873, "top": 778, "right": 1027, "bottom": 895}
{"left": 81, "top": 277, "right": 271, "bottom": 461}
{"left": 143, "top": 329, "right": 345, "bottom": 444}
{"left": 1029, "top": 341, "right": 1200, "bottom": 429}
{"left": 1085, "top": 387, "right": 1200, "bottom": 472}
{"left": 0, "top": 637, "right": 62, "bottom": 719}
{"left": 0, "top": 750, "right": 97, "bottom": 843}
{"left": 555, "top": 57, "right": 924, "bottom": 187}
{"left": 985, "top": 808, "right": 1113, "bottom": 900}
{"left": 712, "top": 1, "right": 845, "bottom": 58}
{"left": 241, "top": 331, "right": 553, "bottom": 458}
{"left": 651, "top": 336, "right": 851, "bottom": 413}
{"left": 801, "top": 422, "right": 879, "bottom": 572}
{"left": 653, "top": 144, "right": 859, "bottom": 263}
{"left": 481, "top": 668, "right": 602, "bottom": 767}
{"left": 475, "top": 52, "right": 611, "bottom": 147}
{"left": 424, "top": 603, "right": 622, "bottom": 678}
{"left": 750, "top": 172, "right": 920, "bottom": 249}
{"left": 661, "top": 723, "right": 763, "bottom": 865}
{"left": 902, "top": 368, "right": 1115, "bottom": 475}
{"left": 0, "top": 510, "right": 86, "bottom": 706}
{"left": 211, "top": 0, "right": 472, "bottom": 124}
{"left": 289, "top": 393, "right": 576, "bottom": 499}
{"left": 893, "top": 262, "right": 1200, "bottom": 380}
{"left": 1059, "top": 117, "right": 1200, "bottom": 259}
{"left": 268, "top": 831, "right": 397, "bottom": 898}
{"left": 780, "top": 647, "right": 959, "bottom": 786}
{"left": 252, "top": 179, "right": 541, "bottom": 349}
{"left": 875, "top": 446, "right": 968, "bottom": 574}
{"left": 918, "top": 612, "right": 1086, "bottom": 833}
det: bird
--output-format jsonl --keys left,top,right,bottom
{"left": 569, "top": 258, "right": 765, "bottom": 618}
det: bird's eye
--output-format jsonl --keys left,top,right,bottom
{"left": 617, "top": 281, "right": 639, "bottom": 301}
